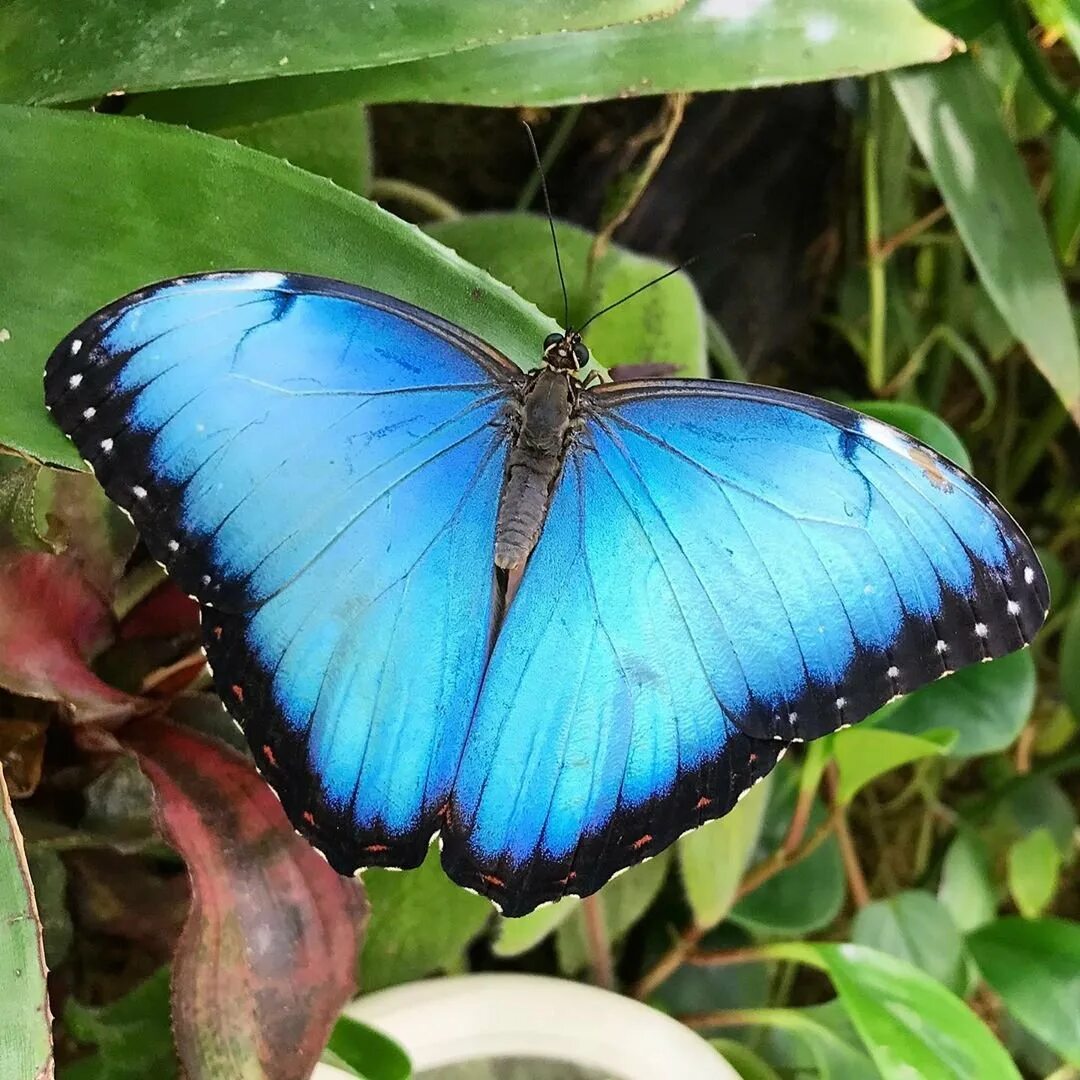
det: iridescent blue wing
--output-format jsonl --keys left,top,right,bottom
{"left": 446, "top": 380, "right": 1048, "bottom": 914}
{"left": 45, "top": 271, "right": 521, "bottom": 872}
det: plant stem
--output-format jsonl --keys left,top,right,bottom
{"left": 827, "top": 764, "right": 871, "bottom": 908}
{"left": 581, "top": 893, "right": 615, "bottom": 991}
{"left": 368, "top": 178, "right": 461, "bottom": 223}
{"left": 864, "top": 77, "right": 888, "bottom": 393}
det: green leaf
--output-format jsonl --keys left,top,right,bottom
{"left": 731, "top": 760, "right": 844, "bottom": 938}
{"left": 325, "top": 1016, "right": 411, "bottom": 1080}
{"left": 852, "top": 400, "right": 971, "bottom": 470}
{"left": 25, "top": 847, "right": 73, "bottom": 969}
{"left": 890, "top": 57, "right": 1080, "bottom": 421}
{"left": 968, "top": 917, "right": 1080, "bottom": 1066}
{"left": 316, "top": 0, "right": 958, "bottom": 108}
{"left": 874, "top": 649, "right": 1036, "bottom": 758}
{"left": 710, "top": 1039, "right": 783, "bottom": 1080}
{"left": 1062, "top": 598, "right": 1080, "bottom": 720}
{"left": 913, "top": 0, "right": 1000, "bottom": 39}
{"left": 852, "top": 890, "right": 967, "bottom": 992}
{"left": 995, "top": 773, "right": 1077, "bottom": 854}
{"left": 831, "top": 726, "right": 953, "bottom": 806}
{"left": 0, "top": 105, "right": 555, "bottom": 467}
{"left": 750, "top": 1001, "right": 879, "bottom": 1080}
{"left": 1051, "top": 107, "right": 1080, "bottom": 264}
{"left": 0, "top": 766, "right": 52, "bottom": 1080}
{"left": 361, "top": 844, "right": 492, "bottom": 993}
{"left": 134, "top": 82, "right": 373, "bottom": 195}
{"left": 555, "top": 849, "right": 672, "bottom": 975}
{"left": 65, "top": 966, "right": 176, "bottom": 1080}
{"left": 769, "top": 941, "right": 1021, "bottom": 1079}
{"left": 677, "top": 775, "right": 771, "bottom": 931}
{"left": 0, "top": 0, "right": 679, "bottom": 104}
{"left": 492, "top": 896, "right": 579, "bottom": 958}
{"left": 1007, "top": 828, "right": 1062, "bottom": 918}
{"left": 428, "top": 214, "right": 706, "bottom": 378}
{"left": 938, "top": 832, "right": 996, "bottom": 933}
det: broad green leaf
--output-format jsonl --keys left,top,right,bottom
{"left": 913, "top": 0, "right": 999, "bottom": 38}
{"left": 325, "top": 1016, "right": 411, "bottom": 1080}
{"left": 0, "top": 766, "right": 52, "bottom": 1080}
{"left": 65, "top": 967, "right": 175, "bottom": 1080}
{"left": 492, "top": 896, "right": 578, "bottom": 958}
{"left": 938, "top": 832, "right": 996, "bottom": 933}
{"left": 831, "top": 726, "right": 953, "bottom": 806}
{"left": 731, "top": 760, "right": 844, "bottom": 938}
{"left": 428, "top": 214, "right": 706, "bottom": 378}
{"left": 769, "top": 941, "right": 1021, "bottom": 1079}
{"left": 0, "top": 0, "right": 680, "bottom": 104}
{"left": 677, "top": 774, "right": 771, "bottom": 930}
{"left": 851, "top": 890, "right": 967, "bottom": 992}
{"left": 0, "top": 105, "right": 555, "bottom": 467}
{"left": 555, "top": 849, "right": 672, "bottom": 975}
{"left": 874, "top": 649, "right": 1036, "bottom": 758}
{"left": 361, "top": 844, "right": 492, "bottom": 993}
{"left": 1062, "top": 598, "right": 1080, "bottom": 720}
{"left": 890, "top": 57, "right": 1080, "bottom": 421}
{"left": 311, "top": 0, "right": 957, "bottom": 108}
{"left": 1007, "top": 828, "right": 1062, "bottom": 918}
{"left": 852, "top": 400, "right": 971, "bottom": 470}
{"left": 995, "top": 773, "right": 1077, "bottom": 855}
{"left": 968, "top": 917, "right": 1080, "bottom": 1066}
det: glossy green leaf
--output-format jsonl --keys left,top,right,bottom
{"left": 0, "top": 766, "right": 52, "bottom": 1080}
{"left": 874, "top": 649, "right": 1036, "bottom": 758}
{"left": 65, "top": 966, "right": 174, "bottom": 1080}
{"left": 0, "top": 0, "right": 680, "bottom": 104}
{"left": 361, "top": 844, "right": 492, "bottom": 993}
{"left": 492, "top": 896, "right": 578, "bottom": 958}
{"left": 1051, "top": 109, "right": 1080, "bottom": 261}
{"left": 0, "top": 105, "right": 556, "bottom": 467}
{"left": 556, "top": 849, "right": 672, "bottom": 975}
{"left": 751, "top": 1001, "right": 878, "bottom": 1080}
{"left": 831, "top": 726, "right": 953, "bottom": 806}
{"left": 428, "top": 214, "right": 706, "bottom": 378}
{"left": 968, "top": 917, "right": 1080, "bottom": 1066}
{"left": 731, "top": 760, "right": 844, "bottom": 938}
{"left": 852, "top": 400, "right": 971, "bottom": 470}
{"left": 133, "top": 82, "right": 372, "bottom": 195}
{"left": 1062, "top": 598, "right": 1080, "bottom": 720}
{"left": 770, "top": 941, "right": 1021, "bottom": 1079}
{"left": 315, "top": 0, "right": 957, "bottom": 108}
{"left": 1007, "top": 828, "right": 1062, "bottom": 918}
{"left": 938, "top": 832, "right": 996, "bottom": 933}
{"left": 325, "top": 1016, "right": 411, "bottom": 1080}
{"left": 890, "top": 57, "right": 1080, "bottom": 421}
{"left": 852, "top": 890, "right": 967, "bottom": 992}
{"left": 677, "top": 774, "right": 771, "bottom": 930}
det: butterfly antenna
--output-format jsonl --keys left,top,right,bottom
{"left": 523, "top": 121, "right": 571, "bottom": 330}
{"left": 577, "top": 254, "right": 701, "bottom": 332}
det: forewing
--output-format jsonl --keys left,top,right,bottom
{"left": 45, "top": 271, "right": 519, "bottom": 871}
{"left": 444, "top": 379, "right": 1047, "bottom": 914}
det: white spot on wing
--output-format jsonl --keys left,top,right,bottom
{"left": 99, "top": 438, "right": 113, "bottom": 452}
{"left": 974, "top": 622, "right": 988, "bottom": 638}
{"left": 935, "top": 640, "right": 948, "bottom": 654}
{"left": 132, "top": 485, "right": 147, "bottom": 499}
{"left": 1024, "top": 566, "right": 1035, "bottom": 585}
{"left": 82, "top": 406, "right": 96, "bottom": 419}
{"left": 167, "top": 540, "right": 180, "bottom": 552}
{"left": 71, "top": 338, "right": 82, "bottom": 354}
{"left": 1007, "top": 600, "right": 1020, "bottom": 616}
{"left": 835, "top": 697, "right": 846, "bottom": 710}
{"left": 887, "top": 665, "right": 899, "bottom": 679}
{"left": 69, "top": 373, "right": 83, "bottom": 388}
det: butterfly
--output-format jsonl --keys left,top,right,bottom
{"left": 44, "top": 269, "right": 1048, "bottom": 916}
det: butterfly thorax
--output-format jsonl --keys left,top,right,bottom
{"left": 495, "top": 366, "right": 580, "bottom": 571}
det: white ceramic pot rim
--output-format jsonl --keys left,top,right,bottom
{"left": 313, "top": 972, "right": 737, "bottom": 1080}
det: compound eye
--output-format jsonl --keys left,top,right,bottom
{"left": 543, "top": 332, "right": 563, "bottom": 351}
{"left": 572, "top": 341, "right": 590, "bottom": 368}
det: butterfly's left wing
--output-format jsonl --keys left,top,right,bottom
{"left": 444, "top": 380, "right": 1048, "bottom": 915}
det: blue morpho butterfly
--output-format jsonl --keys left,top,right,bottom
{"left": 44, "top": 263, "right": 1048, "bottom": 916}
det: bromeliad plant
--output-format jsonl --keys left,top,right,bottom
{"left": 0, "top": 1, "right": 1078, "bottom": 1078}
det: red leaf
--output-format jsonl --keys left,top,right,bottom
{"left": 119, "top": 583, "right": 200, "bottom": 642}
{"left": 0, "top": 552, "right": 141, "bottom": 722}
{"left": 124, "top": 719, "right": 367, "bottom": 1080}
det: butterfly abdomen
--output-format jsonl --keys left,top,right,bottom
{"left": 495, "top": 368, "right": 577, "bottom": 570}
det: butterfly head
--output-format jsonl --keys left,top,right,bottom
{"left": 542, "top": 330, "right": 589, "bottom": 372}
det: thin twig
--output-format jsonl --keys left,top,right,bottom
{"left": 369, "top": 178, "right": 461, "bottom": 223}
{"left": 581, "top": 894, "right": 615, "bottom": 991}
{"left": 872, "top": 204, "right": 949, "bottom": 262}
{"left": 827, "top": 764, "right": 871, "bottom": 908}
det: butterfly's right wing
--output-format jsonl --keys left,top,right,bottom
{"left": 45, "top": 271, "right": 521, "bottom": 872}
